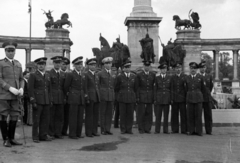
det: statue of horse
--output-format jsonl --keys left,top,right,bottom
{"left": 173, "top": 15, "right": 191, "bottom": 30}
{"left": 92, "top": 48, "right": 103, "bottom": 68}
{"left": 53, "top": 13, "right": 72, "bottom": 29}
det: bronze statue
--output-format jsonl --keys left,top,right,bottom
{"left": 139, "top": 33, "right": 155, "bottom": 63}
{"left": 159, "top": 39, "right": 186, "bottom": 68}
{"left": 42, "top": 10, "right": 72, "bottom": 29}
{"left": 173, "top": 10, "right": 202, "bottom": 30}
{"left": 92, "top": 34, "right": 130, "bottom": 69}
{"left": 189, "top": 10, "right": 201, "bottom": 29}
{"left": 173, "top": 15, "right": 191, "bottom": 30}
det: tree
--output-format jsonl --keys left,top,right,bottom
{"left": 201, "top": 52, "right": 213, "bottom": 74}
{"left": 218, "top": 52, "right": 233, "bottom": 80}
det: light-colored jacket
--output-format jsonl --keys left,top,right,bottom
{"left": 0, "top": 58, "right": 24, "bottom": 100}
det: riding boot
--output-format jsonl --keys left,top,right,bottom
{"left": 9, "top": 121, "right": 22, "bottom": 146}
{"left": 0, "top": 121, "right": 11, "bottom": 147}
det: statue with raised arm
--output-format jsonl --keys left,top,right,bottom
{"left": 139, "top": 33, "right": 155, "bottom": 63}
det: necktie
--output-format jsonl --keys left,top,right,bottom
{"left": 57, "top": 72, "right": 60, "bottom": 78}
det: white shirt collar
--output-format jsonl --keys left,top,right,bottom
{"left": 143, "top": 70, "right": 149, "bottom": 75}
{"left": 105, "top": 68, "right": 111, "bottom": 73}
{"left": 125, "top": 72, "right": 130, "bottom": 77}
{"left": 201, "top": 73, "right": 205, "bottom": 76}
{"left": 89, "top": 70, "right": 95, "bottom": 75}
{"left": 192, "top": 74, "right": 196, "bottom": 78}
{"left": 5, "top": 56, "right": 14, "bottom": 63}
{"left": 38, "top": 70, "right": 45, "bottom": 76}
{"left": 54, "top": 68, "right": 60, "bottom": 73}
{"left": 74, "top": 69, "right": 81, "bottom": 75}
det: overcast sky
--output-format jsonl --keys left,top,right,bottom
{"left": 0, "top": 0, "right": 239, "bottom": 68}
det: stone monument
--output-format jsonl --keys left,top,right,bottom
{"left": 124, "top": 0, "right": 162, "bottom": 70}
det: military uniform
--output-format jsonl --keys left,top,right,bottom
{"left": 98, "top": 68, "right": 115, "bottom": 134}
{"left": 136, "top": 70, "right": 155, "bottom": 133}
{"left": 186, "top": 62, "right": 205, "bottom": 136}
{"left": 64, "top": 67, "right": 87, "bottom": 138}
{"left": 0, "top": 42, "right": 24, "bottom": 147}
{"left": 115, "top": 70, "right": 137, "bottom": 134}
{"left": 171, "top": 72, "right": 187, "bottom": 133}
{"left": 28, "top": 57, "right": 52, "bottom": 141}
{"left": 154, "top": 73, "right": 172, "bottom": 133}
{"left": 84, "top": 59, "right": 101, "bottom": 137}
{"left": 199, "top": 62, "right": 214, "bottom": 134}
{"left": 48, "top": 65, "right": 65, "bottom": 138}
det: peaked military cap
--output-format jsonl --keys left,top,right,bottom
{"left": 142, "top": 60, "right": 152, "bottom": 66}
{"left": 102, "top": 57, "right": 113, "bottom": 64}
{"left": 173, "top": 62, "right": 182, "bottom": 68}
{"left": 2, "top": 41, "right": 18, "bottom": 49}
{"left": 198, "top": 61, "right": 206, "bottom": 68}
{"left": 51, "top": 56, "right": 63, "bottom": 63}
{"left": 158, "top": 62, "right": 168, "bottom": 69}
{"left": 122, "top": 59, "right": 131, "bottom": 67}
{"left": 72, "top": 56, "right": 83, "bottom": 64}
{"left": 62, "top": 57, "right": 70, "bottom": 65}
{"left": 189, "top": 62, "right": 198, "bottom": 69}
{"left": 86, "top": 58, "right": 97, "bottom": 65}
{"left": 34, "top": 57, "right": 47, "bottom": 64}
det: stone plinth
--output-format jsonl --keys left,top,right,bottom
{"left": 125, "top": 17, "right": 162, "bottom": 70}
{"left": 45, "top": 29, "right": 72, "bottom": 70}
{"left": 232, "top": 81, "right": 240, "bottom": 94}
{"left": 175, "top": 30, "right": 202, "bottom": 74}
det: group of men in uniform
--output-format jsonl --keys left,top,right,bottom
{"left": 0, "top": 41, "right": 214, "bottom": 148}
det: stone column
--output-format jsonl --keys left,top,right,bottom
{"left": 233, "top": 50, "right": 239, "bottom": 80}
{"left": 213, "top": 50, "right": 220, "bottom": 80}
{"left": 125, "top": 0, "right": 162, "bottom": 70}
{"left": 65, "top": 49, "right": 71, "bottom": 70}
{"left": 25, "top": 48, "right": 31, "bottom": 64}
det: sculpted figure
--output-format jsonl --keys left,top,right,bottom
{"left": 139, "top": 34, "right": 155, "bottom": 63}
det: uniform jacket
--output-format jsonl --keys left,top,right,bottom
{"left": 28, "top": 70, "right": 52, "bottom": 105}
{"left": 85, "top": 70, "right": 100, "bottom": 103}
{"left": 23, "top": 79, "right": 29, "bottom": 102}
{"left": 98, "top": 69, "right": 115, "bottom": 102}
{"left": 64, "top": 70, "right": 87, "bottom": 105}
{"left": 154, "top": 74, "right": 172, "bottom": 104}
{"left": 171, "top": 73, "right": 187, "bottom": 103}
{"left": 115, "top": 72, "right": 137, "bottom": 103}
{"left": 49, "top": 69, "right": 65, "bottom": 104}
{"left": 200, "top": 73, "right": 213, "bottom": 102}
{"left": 136, "top": 71, "right": 155, "bottom": 103}
{"left": 0, "top": 58, "right": 24, "bottom": 100}
{"left": 185, "top": 74, "right": 205, "bottom": 103}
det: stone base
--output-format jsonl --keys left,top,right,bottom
{"left": 176, "top": 29, "right": 201, "bottom": 40}
{"left": 46, "top": 29, "right": 70, "bottom": 38}
{"left": 214, "top": 81, "right": 222, "bottom": 93}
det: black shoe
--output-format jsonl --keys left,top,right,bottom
{"left": 106, "top": 131, "right": 113, "bottom": 135}
{"left": 92, "top": 133, "right": 100, "bottom": 136}
{"left": 164, "top": 132, "right": 170, "bottom": 134}
{"left": 33, "top": 139, "right": 40, "bottom": 143}
{"left": 171, "top": 131, "right": 179, "bottom": 134}
{"left": 197, "top": 133, "right": 203, "bottom": 136}
{"left": 127, "top": 131, "right": 133, "bottom": 134}
{"left": 86, "top": 135, "right": 93, "bottom": 138}
{"left": 62, "top": 133, "right": 68, "bottom": 136}
{"left": 10, "top": 139, "right": 23, "bottom": 145}
{"left": 69, "top": 136, "right": 79, "bottom": 139}
{"left": 139, "top": 131, "right": 144, "bottom": 134}
{"left": 77, "top": 135, "right": 85, "bottom": 138}
{"left": 206, "top": 132, "right": 212, "bottom": 135}
{"left": 145, "top": 131, "right": 151, "bottom": 134}
{"left": 101, "top": 132, "right": 107, "bottom": 135}
{"left": 54, "top": 135, "right": 64, "bottom": 139}
{"left": 154, "top": 132, "right": 160, "bottom": 134}
{"left": 3, "top": 140, "right": 12, "bottom": 147}
{"left": 121, "top": 132, "right": 126, "bottom": 134}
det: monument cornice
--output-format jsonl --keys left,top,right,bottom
{"left": 124, "top": 17, "right": 162, "bottom": 26}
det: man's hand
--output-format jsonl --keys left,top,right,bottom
{"left": 32, "top": 103, "right": 37, "bottom": 108}
{"left": 9, "top": 87, "right": 20, "bottom": 95}
{"left": 19, "top": 88, "right": 24, "bottom": 96}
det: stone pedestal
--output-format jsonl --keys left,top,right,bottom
{"left": 125, "top": 0, "right": 162, "bottom": 70}
{"left": 232, "top": 81, "right": 240, "bottom": 94}
{"left": 175, "top": 30, "right": 202, "bottom": 74}
{"left": 214, "top": 81, "right": 222, "bottom": 93}
{"left": 45, "top": 29, "right": 72, "bottom": 70}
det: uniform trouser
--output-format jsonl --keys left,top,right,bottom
{"left": 49, "top": 104, "right": 64, "bottom": 136}
{"left": 68, "top": 104, "right": 84, "bottom": 137}
{"left": 203, "top": 102, "right": 213, "bottom": 134}
{"left": 119, "top": 103, "right": 134, "bottom": 133}
{"left": 62, "top": 104, "right": 69, "bottom": 135}
{"left": 85, "top": 101, "right": 99, "bottom": 136}
{"left": 100, "top": 101, "right": 113, "bottom": 133}
{"left": 171, "top": 102, "right": 187, "bottom": 133}
{"left": 187, "top": 102, "right": 203, "bottom": 135}
{"left": 23, "top": 98, "right": 28, "bottom": 124}
{"left": 154, "top": 104, "right": 169, "bottom": 133}
{"left": 32, "top": 104, "right": 50, "bottom": 140}
{"left": 114, "top": 102, "right": 120, "bottom": 127}
{"left": 137, "top": 103, "right": 153, "bottom": 132}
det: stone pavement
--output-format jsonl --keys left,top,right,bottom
{"left": 0, "top": 126, "right": 240, "bottom": 163}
